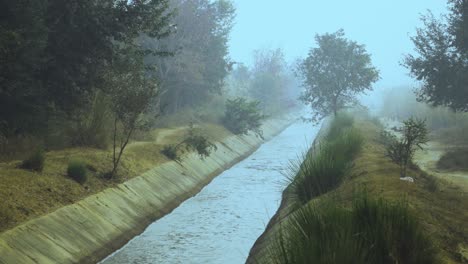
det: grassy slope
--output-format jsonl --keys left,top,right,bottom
{"left": 321, "top": 119, "right": 468, "bottom": 263}
{"left": 0, "top": 123, "right": 231, "bottom": 232}
{"left": 249, "top": 117, "right": 467, "bottom": 263}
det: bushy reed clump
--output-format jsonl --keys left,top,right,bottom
{"left": 287, "top": 114, "right": 363, "bottom": 205}
{"left": 262, "top": 195, "right": 438, "bottom": 264}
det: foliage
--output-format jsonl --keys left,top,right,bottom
{"left": 67, "top": 160, "right": 88, "bottom": 184}
{"left": 250, "top": 49, "right": 292, "bottom": 111}
{"left": 108, "top": 47, "right": 160, "bottom": 178}
{"left": 225, "top": 50, "right": 299, "bottom": 114}
{"left": 20, "top": 147, "right": 45, "bottom": 172}
{"left": 148, "top": 0, "right": 236, "bottom": 114}
{"left": 70, "top": 91, "right": 113, "bottom": 149}
{"left": 325, "top": 112, "right": 354, "bottom": 140}
{"left": 161, "top": 145, "right": 180, "bottom": 161}
{"left": 161, "top": 123, "right": 217, "bottom": 161}
{"left": 404, "top": 0, "right": 468, "bottom": 112}
{"left": 262, "top": 195, "right": 438, "bottom": 264}
{"left": 381, "top": 118, "right": 428, "bottom": 177}
{"left": 182, "top": 124, "right": 218, "bottom": 159}
{"left": 222, "top": 97, "right": 266, "bottom": 138}
{"left": 380, "top": 87, "right": 468, "bottom": 143}
{"left": 296, "top": 30, "right": 380, "bottom": 122}
{"left": 288, "top": 115, "right": 362, "bottom": 206}
{"left": 0, "top": 0, "right": 173, "bottom": 156}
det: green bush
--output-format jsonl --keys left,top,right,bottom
{"left": 161, "top": 125, "right": 217, "bottom": 161}
{"left": 182, "top": 124, "right": 217, "bottom": 159}
{"left": 67, "top": 160, "right": 88, "bottom": 184}
{"left": 20, "top": 147, "right": 45, "bottom": 172}
{"left": 161, "top": 145, "right": 179, "bottom": 161}
{"left": 222, "top": 97, "right": 266, "bottom": 138}
{"left": 262, "top": 195, "right": 438, "bottom": 264}
{"left": 381, "top": 118, "right": 428, "bottom": 177}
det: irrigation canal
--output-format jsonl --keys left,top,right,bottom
{"left": 101, "top": 119, "right": 320, "bottom": 264}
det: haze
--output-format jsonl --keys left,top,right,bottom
{"left": 230, "top": 0, "right": 447, "bottom": 88}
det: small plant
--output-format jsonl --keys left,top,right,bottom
{"left": 182, "top": 123, "right": 217, "bottom": 159}
{"left": 381, "top": 117, "right": 428, "bottom": 177}
{"left": 20, "top": 147, "right": 45, "bottom": 172}
{"left": 67, "top": 160, "right": 88, "bottom": 184}
{"left": 222, "top": 97, "right": 266, "bottom": 138}
{"left": 161, "top": 123, "right": 217, "bottom": 161}
{"left": 161, "top": 145, "right": 179, "bottom": 161}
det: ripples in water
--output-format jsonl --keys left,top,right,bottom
{"left": 101, "top": 120, "right": 319, "bottom": 264}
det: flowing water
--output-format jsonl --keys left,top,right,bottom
{"left": 101, "top": 120, "right": 320, "bottom": 264}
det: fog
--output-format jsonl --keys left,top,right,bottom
{"left": 229, "top": 0, "right": 448, "bottom": 111}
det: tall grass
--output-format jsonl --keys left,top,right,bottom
{"left": 287, "top": 114, "right": 363, "bottom": 206}
{"left": 261, "top": 195, "right": 438, "bottom": 264}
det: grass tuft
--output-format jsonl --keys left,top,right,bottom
{"left": 67, "top": 160, "right": 88, "bottom": 184}
{"left": 19, "top": 147, "right": 45, "bottom": 172}
{"left": 261, "top": 195, "right": 438, "bottom": 264}
{"left": 287, "top": 114, "right": 363, "bottom": 206}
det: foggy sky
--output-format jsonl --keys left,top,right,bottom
{"left": 229, "top": 0, "right": 448, "bottom": 89}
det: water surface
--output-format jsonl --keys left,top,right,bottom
{"left": 102, "top": 120, "right": 319, "bottom": 264}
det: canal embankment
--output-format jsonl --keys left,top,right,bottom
{"left": 247, "top": 115, "right": 468, "bottom": 264}
{"left": 0, "top": 114, "right": 295, "bottom": 264}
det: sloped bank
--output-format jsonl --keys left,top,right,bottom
{"left": 0, "top": 114, "right": 295, "bottom": 264}
{"left": 245, "top": 117, "right": 331, "bottom": 263}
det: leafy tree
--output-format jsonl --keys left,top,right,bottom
{"left": 296, "top": 30, "right": 379, "bottom": 122}
{"left": 381, "top": 118, "right": 428, "bottom": 177}
{"left": 145, "top": 0, "right": 235, "bottom": 114}
{"left": 404, "top": 0, "right": 468, "bottom": 112}
{"left": 108, "top": 46, "right": 160, "bottom": 178}
{"left": 0, "top": 0, "right": 48, "bottom": 136}
{"left": 250, "top": 49, "right": 289, "bottom": 111}
{"left": 222, "top": 97, "right": 266, "bottom": 138}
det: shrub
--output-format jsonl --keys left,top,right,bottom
{"left": 67, "top": 160, "right": 88, "bottom": 184}
{"left": 161, "top": 124, "right": 217, "bottom": 161}
{"left": 262, "top": 195, "right": 438, "bottom": 264}
{"left": 20, "top": 147, "right": 45, "bottom": 172}
{"left": 222, "top": 97, "right": 266, "bottom": 138}
{"left": 182, "top": 124, "right": 217, "bottom": 159}
{"left": 161, "top": 145, "right": 179, "bottom": 161}
{"left": 381, "top": 117, "right": 428, "bottom": 177}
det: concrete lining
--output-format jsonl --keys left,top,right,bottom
{"left": 0, "top": 115, "right": 295, "bottom": 264}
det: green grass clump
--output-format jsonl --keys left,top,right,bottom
{"left": 288, "top": 123, "right": 363, "bottom": 206}
{"left": 326, "top": 112, "right": 354, "bottom": 141}
{"left": 263, "top": 195, "right": 438, "bottom": 264}
{"left": 67, "top": 160, "right": 88, "bottom": 184}
{"left": 20, "top": 148, "right": 45, "bottom": 172}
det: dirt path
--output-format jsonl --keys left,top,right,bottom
{"left": 414, "top": 141, "right": 468, "bottom": 192}
{"left": 381, "top": 118, "right": 468, "bottom": 192}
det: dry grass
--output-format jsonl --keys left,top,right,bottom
{"left": 0, "top": 123, "right": 229, "bottom": 232}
